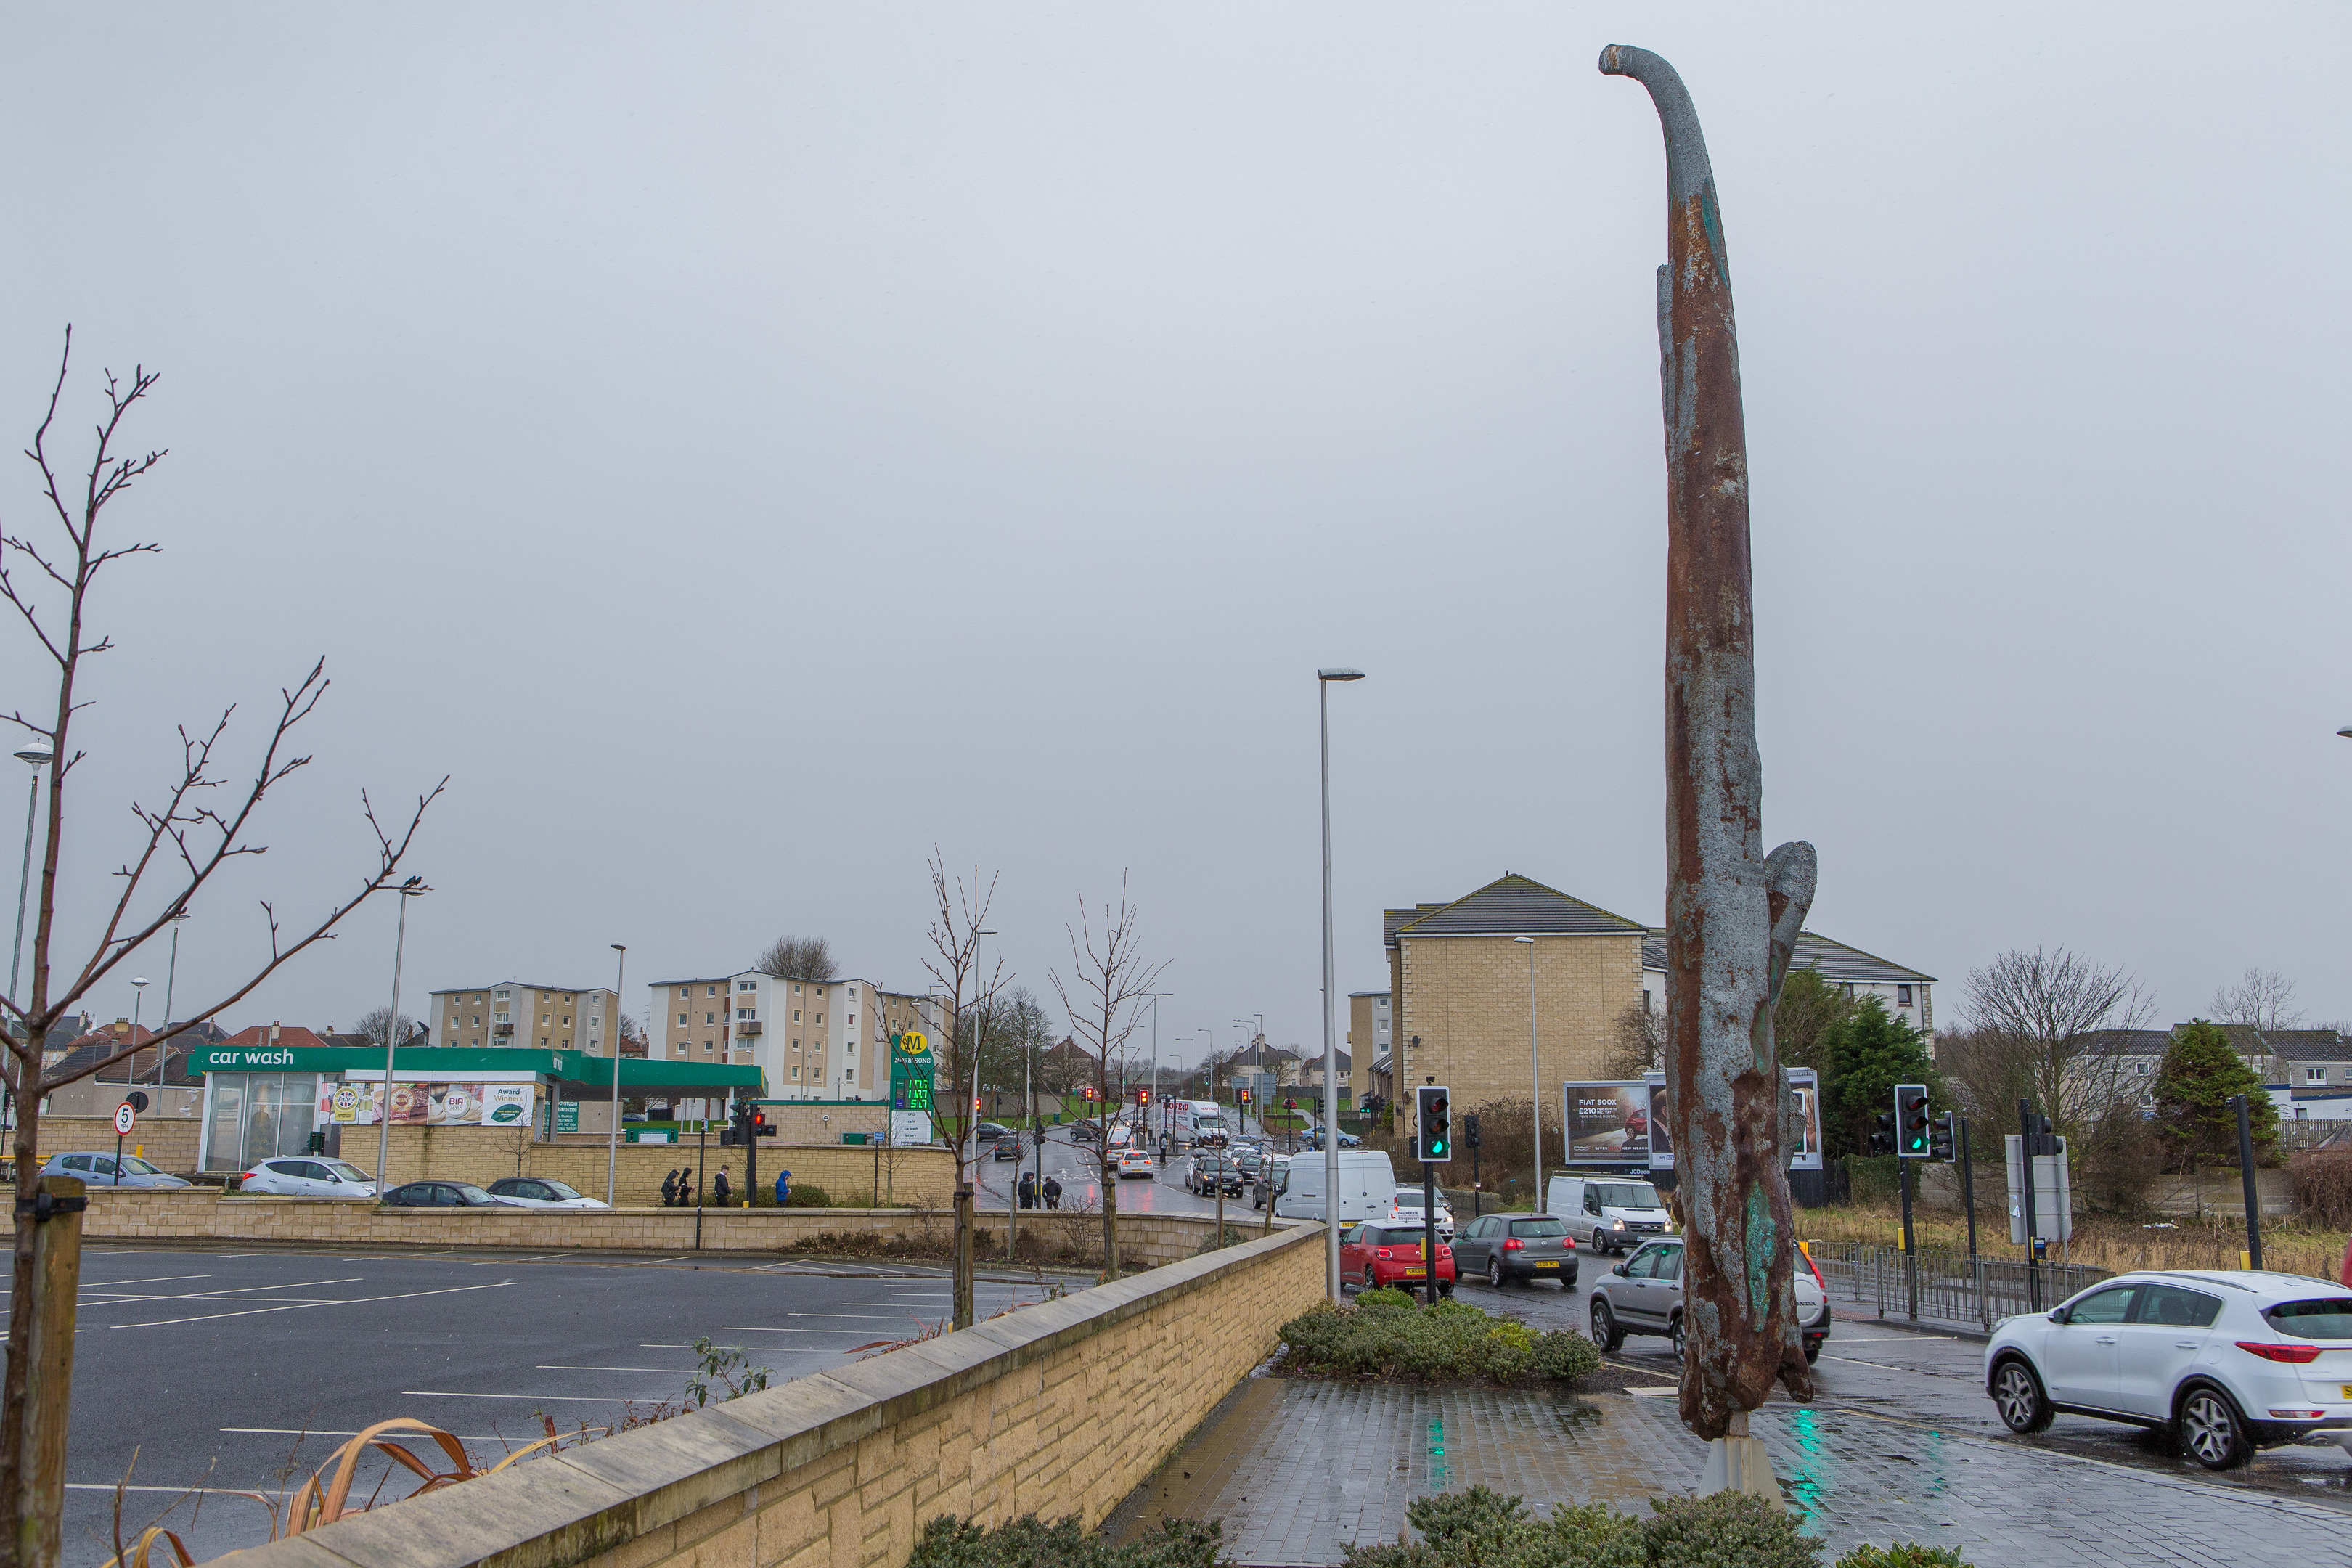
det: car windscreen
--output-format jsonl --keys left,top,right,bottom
{"left": 540, "top": 1181, "right": 582, "bottom": 1200}
{"left": 1510, "top": 1219, "right": 1568, "bottom": 1238}
{"left": 2268, "top": 1297, "right": 2352, "bottom": 1339}
{"left": 1392, "top": 1191, "right": 1425, "bottom": 1207}
{"left": 454, "top": 1184, "right": 494, "bottom": 1203}
{"left": 1591, "top": 1183, "right": 1661, "bottom": 1209}
{"left": 324, "top": 1161, "right": 370, "bottom": 1182}
{"left": 119, "top": 1156, "right": 165, "bottom": 1176}
{"left": 1374, "top": 1228, "right": 1426, "bottom": 1246}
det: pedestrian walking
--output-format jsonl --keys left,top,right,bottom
{"left": 1043, "top": 1175, "right": 1062, "bottom": 1211}
{"left": 677, "top": 1166, "right": 695, "bottom": 1206}
{"left": 775, "top": 1169, "right": 790, "bottom": 1206}
{"left": 660, "top": 1169, "right": 678, "bottom": 1206}
{"left": 1018, "top": 1172, "right": 1036, "bottom": 1209}
{"left": 714, "top": 1167, "right": 732, "bottom": 1207}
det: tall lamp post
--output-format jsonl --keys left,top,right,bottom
{"left": 156, "top": 911, "right": 187, "bottom": 1087}
{"left": 1318, "top": 666, "right": 1364, "bottom": 1302}
{"left": 374, "top": 876, "right": 428, "bottom": 1193}
{"left": 608, "top": 944, "right": 626, "bottom": 1206}
{"left": 9, "top": 739, "right": 53, "bottom": 1013}
{"left": 1515, "top": 936, "right": 1540, "bottom": 1209}
{"left": 128, "top": 977, "right": 148, "bottom": 1077}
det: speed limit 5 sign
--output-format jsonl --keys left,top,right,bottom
{"left": 114, "top": 1101, "right": 136, "bottom": 1136}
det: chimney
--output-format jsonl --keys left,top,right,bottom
{"left": 269, "top": 1021, "right": 281, "bottom": 1043}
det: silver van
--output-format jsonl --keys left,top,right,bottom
{"left": 1545, "top": 1174, "right": 1673, "bottom": 1256}
{"left": 1276, "top": 1149, "right": 1396, "bottom": 1225}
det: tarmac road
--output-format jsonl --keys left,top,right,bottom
{"left": 43, "top": 1244, "right": 1062, "bottom": 1567}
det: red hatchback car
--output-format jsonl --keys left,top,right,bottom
{"left": 1342, "top": 1222, "right": 1457, "bottom": 1295}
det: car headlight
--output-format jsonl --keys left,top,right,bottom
{"left": 1612, "top": 1220, "right": 1625, "bottom": 1230}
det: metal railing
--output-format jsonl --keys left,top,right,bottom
{"left": 1807, "top": 1240, "right": 2109, "bottom": 1331}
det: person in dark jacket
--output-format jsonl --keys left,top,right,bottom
{"left": 714, "top": 1167, "right": 732, "bottom": 1207}
{"left": 660, "top": 1169, "right": 679, "bottom": 1206}
{"left": 676, "top": 1167, "right": 695, "bottom": 1206}
{"left": 1018, "top": 1172, "right": 1036, "bottom": 1209}
{"left": 1042, "top": 1175, "right": 1062, "bottom": 1211}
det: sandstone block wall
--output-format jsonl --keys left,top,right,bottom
{"left": 1391, "top": 933, "right": 1642, "bottom": 1114}
{"left": 206, "top": 1222, "right": 1325, "bottom": 1568}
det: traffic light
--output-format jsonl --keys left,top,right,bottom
{"left": 1083, "top": 1086, "right": 1098, "bottom": 1103}
{"left": 1869, "top": 1111, "right": 1896, "bottom": 1157}
{"left": 1137, "top": 1088, "right": 1151, "bottom": 1106}
{"left": 1239, "top": 1087, "right": 1251, "bottom": 1106}
{"left": 1463, "top": 1112, "right": 1482, "bottom": 1151}
{"left": 1929, "top": 1110, "right": 1955, "bottom": 1162}
{"left": 973, "top": 1096, "right": 984, "bottom": 1113}
{"left": 1895, "top": 1084, "right": 1932, "bottom": 1159}
{"left": 1415, "top": 1085, "right": 1452, "bottom": 1163}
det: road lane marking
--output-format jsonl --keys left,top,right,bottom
{"left": 78, "top": 1278, "right": 369, "bottom": 1305}
{"left": 74, "top": 1275, "right": 211, "bottom": 1289}
{"left": 401, "top": 1390, "right": 673, "bottom": 1402}
{"left": 535, "top": 1365, "right": 703, "bottom": 1373}
{"left": 111, "top": 1280, "right": 518, "bottom": 1328}
{"left": 222, "top": 1428, "right": 508, "bottom": 1441}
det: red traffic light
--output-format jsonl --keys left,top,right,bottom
{"left": 1137, "top": 1089, "right": 1151, "bottom": 1104}
{"left": 973, "top": 1096, "right": 984, "bottom": 1111}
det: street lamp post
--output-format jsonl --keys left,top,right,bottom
{"left": 608, "top": 944, "right": 626, "bottom": 1206}
{"left": 1318, "top": 666, "right": 1364, "bottom": 1302}
{"left": 128, "top": 978, "right": 148, "bottom": 1081}
{"left": 375, "top": 877, "right": 428, "bottom": 1193}
{"left": 157, "top": 912, "right": 187, "bottom": 1087}
{"left": 1516, "top": 936, "right": 1540, "bottom": 1209}
{"left": 9, "top": 740, "right": 54, "bottom": 1014}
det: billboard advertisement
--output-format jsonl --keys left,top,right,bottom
{"left": 324, "top": 1079, "right": 536, "bottom": 1127}
{"left": 1644, "top": 1074, "right": 1673, "bottom": 1172}
{"left": 1562, "top": 1081, "right": 1649, "bottom": 1166}
{"left": 1786, "top": 1067, "right": 1821, "bottom": 1172}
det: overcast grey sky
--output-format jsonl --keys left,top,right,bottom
{"left": 6, "top": 4, "right": 2348, "bottom": 1056}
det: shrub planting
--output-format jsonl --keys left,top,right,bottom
{"left": 1337, "top": 1487, "right": 1967, "bottom": 1568}
{"left": 1277, "top": 1298, "right": 1601, "bottom": 1386}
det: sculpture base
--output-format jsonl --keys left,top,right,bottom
{"left": 1696, "top": 1435, "right": 1783, "bottom": 1510}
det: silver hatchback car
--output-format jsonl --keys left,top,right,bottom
{"left": 1588, "top": 1236, "right": 1832, "bottom": 1364}
{"left": 1453, "top": 1212, "right": 1577, "bottom": 1288}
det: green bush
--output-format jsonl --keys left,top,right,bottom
{"left": 1359, "top": 1286, "right": 1419, "bottom": 1310}
{"left": 783, "top": 1183, "right": 832, "bottom": 1207}
{"left": 1278, "top": 1300, "right": 1601, "bottom": 1386}
{"left": 909, "top": 1514, "right": 1220, "bottom": 1568}
{"left": 1841, "top": 1156, "right": 1900, "bottom": 1206}
{"left": 1340, "top": 1490, "right": 1967, "bottom": 1568}
{"left": 1833, "top": 1548, "right": 1969, "bottom": 1568}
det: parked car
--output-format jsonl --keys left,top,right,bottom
{"left": 485, "top": 1177, "right": 608, "bottom": 1209}
{"left": 1453, "top": 1213, "right": 1577, "bottom": 1288}
{"left": 239, "top": 1157, "right": 377, "bottom": 1199}
{"left": 1114, "top": 1148, "right": 1154, "bottom": 1179}
{"left": 382, "top": 1180, "right": 514, "bottom": 1208}
{"left": 1188, "top": 1152, "right": 1244, "bottom": 1196}
{"left": 39, "top": 1152, "right": 189, "bottom": 1189}
{"left": 974, "top": 1122, "right": 1014, "bottom": 1143}
{"left": 1303, "top": 1127, "right": 1362, "bottom": 1150}
{"left": 1385, "top": 1185, "right": 1455, "bottom": 1241}
{"left": 1546, "top": 1175, "right": 1675, "bottom": 1256}
{"left": 1341, "top": 1222, "right": 1455, "bottom": 1294}
{"left": 1588, "top": 1236, "right": 1830, "bottom": 1364}
{"left": 1983, "top": 1270, "right": 2352, "bottom": 1469}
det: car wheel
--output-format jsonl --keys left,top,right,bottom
{"left": 1590, "top": 1295, "right": 1625, "bottom": 1352}
{"left": 1364, "top": 1266, "right": 1379, "bottom": 1290}
{"left": 1670, "top": 1314, "right": 1686, "bottom": 1363}
{"left": 1438, "top": 1281, "right": 1454, "bottom": 1298}
{"left": 2178, "top": 1385, "right": 2250, "bottom": 1470}
{"left": 1990, "top": 1358, "right": 2054, "bottom": 1434}
{"left": 1487, "top": 1257, "right": 1504, "bottom": 1289}
{"left": 1803, "top": 1340, "right": 1822, "bottom": 1366}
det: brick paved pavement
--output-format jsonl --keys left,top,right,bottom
{"left": 1106, "top": 1375, "right": 2352, "bottom": 1565}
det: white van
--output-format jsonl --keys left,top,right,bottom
{"left": 1545, "top": 1174, "right": 1675, "bottom": 1255}
{"left": 1277, "top": 1149, "right": 1397, "bottom": 1224}
{"left": 1172, "top": 1099, "right": 1229, "bottom": 1145}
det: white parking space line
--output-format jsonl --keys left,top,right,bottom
{"left": 111, "top": 1280, "right": 518, "bottom": 1328}
{"left": 74, "top": 1275, "right": 212, "bottom": 1289}
{"left": 535, "top": 1365, "right": 701, "bottom": 1374}
{"left": 401, "top": 1390, "right": 670, "bottom": 1402}
{"left": 80, "top": 1278, "right": 369, "bottom": 1306}
{"left": 222, "top": 1428, "right": 510, "bottom": 1441}
{"left": 471, "top": 1253, "right": 576, "bottom": 1265}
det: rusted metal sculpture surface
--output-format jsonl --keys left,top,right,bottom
{"left": 1601, "top": 43, "right": 1816, "bottom": 1439}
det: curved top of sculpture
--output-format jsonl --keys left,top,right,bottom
{"left": 1598, "top": 45, "right": 1715, "bottom": 212}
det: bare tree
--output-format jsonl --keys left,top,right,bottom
{"left": 1601, "top": 1001, "right": 1663, "bottom": 1079}
{"left": 755, "top": 935, "right": 838, "bottom": 984}
{"left": 1050, "top": 874, "right": 1169, "bottom": 1282}
{"left": 1949, "top": 947, "right": 2154, "bottom": 1140}
{"left": 920, "top": 850, "right": 1007, "bottom": 1329}
{"left": 2210, "top": 967, "right": 2301, "bottom": 1033}
{"left": 352, "top": 1005, "right": 415, "bottom": 1050}
{"left": 0, "top": 332, "right": 441, "bottom": 1565}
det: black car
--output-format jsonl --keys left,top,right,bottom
{"left": 383, "top": 1180, "right": 511, "bottom": 1208}
{"left": 974, "top": 1122, "right": 1013, "bottom": 1142}
{"left": 991, "top": 1133, "right": 1024, "bottom": 1161}
{"left": 1188, "top": 1153, "right": 1245, "bottom": 1196}
{"left": 1069, "top": 1120, "right": 1103, "bottom": 1143}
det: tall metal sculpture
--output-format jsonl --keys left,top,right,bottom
{"left": 1600, "top": 44, "right": 1817, "bottom": 1450}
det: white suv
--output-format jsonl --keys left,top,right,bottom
{"left": 1387, "top": 1188, "right": 1455, "bottom": 1241}
{"left": 240, "top": 1157, "right": 377, "bottom": 1199}
{"left": 1985, "top": 1270, "right": 2352, "bottom": 1469}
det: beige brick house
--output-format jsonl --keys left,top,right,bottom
{"left": 1384, "top": 874, "right": 1646, "bottom": 1123}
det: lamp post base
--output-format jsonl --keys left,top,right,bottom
{"left": 1696, "top": 1434, "right": 1782, "bottom": 1510}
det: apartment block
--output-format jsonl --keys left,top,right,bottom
{"left": 651, "top": 972, "right": 898, "bottom": 1101}
{"left": 430, "top": 983, "right": 622, "bottom": 1054}
{"left": 1346, "top": 991, "right": 1390, "bottom": 1106}
{"left": 1639, "top": 930, "right": 1936, "bottom": 1045}
{"left": 1384, "top": 874, "right": 1647, "bottom": 1119}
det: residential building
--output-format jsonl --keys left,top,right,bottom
{"left": 1346, "top": 991, "right": 1389, "bottom": 1108}
{"left": 38, "top": 1020, "right": 225, "bottom": 1119}
{"left": 1640, "top": 929, "right": 1937, "bottom": 1047}
{"left": 1384, "top": 874, "right": 1649, "bottom": 1117}
{"left": 650, "top": 972, "right": 894, "bottom": 1101}
{"left": 428, "top": 984, "right": 622, "bottom": 1054}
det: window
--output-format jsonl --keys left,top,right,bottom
{"left": 678, "top": 1013, "right": 688, "bottom": 1026}
{"left": 705, "top": 1013, "right": 716, "bottom": 1025}
{"left": 793, "top": 1011, "right": 801, "bottom": 1023}
{"left": 706, "top": 985, "right": 716, "bottom": 997}
{"left": 562, "top": 1016, "right": 570, "bottom": 1026}
{"left": 1897, "top": 984, "right": 1914, "bottom": 1008}
{"left": 1622, "top": 1247, "right": 1657, "bottom": 1278}
{"left": 793, "top": 984, "right": 802, "bottom": 995}
{"left": 2064, "top": 1286, "right": 2139, "bottom": 1325}
{"left": 791, "top": 1066, "right": 800, "bottom": 1078}
{"left": 679, "top": 987, "right": 689, "bottom": 999}
{"left": 844, "top": 1069, "right": 854, "bottom": 1084}
{"left": 2136, "top": 1061, "right": 2151, "bottom": 1076}
{"left": 847, "top": 1013, "right": 857, "bottom": 1027}
{"left": 2268, "top": 1298, "right": 2352, "bottom": 1339}
{"left": 816, "top": 1013, "right": 825, "bottom": 1025}
{"left": 738, "top": 1008, "right": 754, "bottom": 1021}
{"left": 739, "top": 981, "right": 756, "bottom": 992}
{"left": 2312, "top": 1069, "right": 2329, "bottom": 1083}
{"left": 1510, "top": 1219, "right": 1569, "bottom": 1238}
{"left": 2134, "top": 1285, "right": 2221, "bottom": 1328}
{"left": 792, "top": 1039, "right": 801, "bottom": 1051}
{"left": 541, "top": 1013, "right": 550, "bottom": 1024}
{"left": 494, "top": 989, "right": 510, "bottom": 1000}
